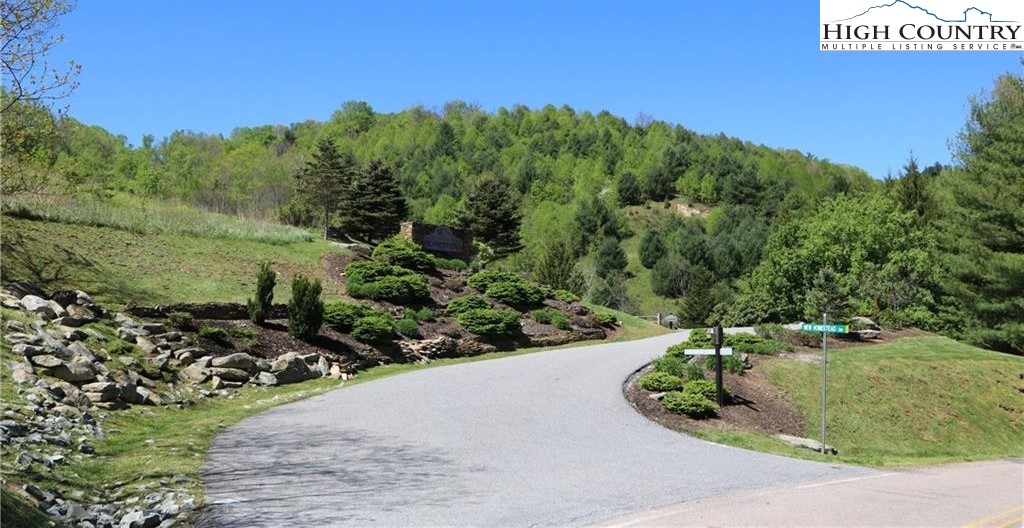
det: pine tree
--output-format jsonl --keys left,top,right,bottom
{"left": 343, "top": 159, "right": 408, "bottom": 242}
{"left": 638, "top": 229, "right": 665, "bottom": 269}
{"left": 295, "top": 138, "right": 354, "bottom": 238}
{"left": 533, "top": 238, "right": 585, "bottom": 294}
{"left": 287, "top": 274, "right": 323, "bottom": 340}
{"left": 246, "top": 261, "right": 276, "bottom": 325}
{"left": 594, "top": 237, "right": 628, "bottom": 278}
{"left": 616, "top": 171, "right": 642, "bottom": 206}
{"left": 456, "top": 174, "right": 522, "bottom": 257}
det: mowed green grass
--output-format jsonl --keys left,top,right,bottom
{"left": 1, "top": 216, "right": 346, "bottom": 306}
{"left": 763, "top": 336, "right": 1024, "bottom": 466}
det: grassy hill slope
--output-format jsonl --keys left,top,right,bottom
{"left": 2, "top": 215, "right": 345, "bottom": 306}
{"left": 764, "top": 336, "right": 1024, "bottom": 466}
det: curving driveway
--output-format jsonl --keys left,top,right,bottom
{"left": 199, "top": 332, "right": 870, "bottom": 526}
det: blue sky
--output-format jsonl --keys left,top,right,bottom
{"left": 50, "top": 1, "right": 1022, "bottom": 178}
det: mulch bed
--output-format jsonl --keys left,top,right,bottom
{"left": 626, "top": 328, "right": 938, "bottom": 438}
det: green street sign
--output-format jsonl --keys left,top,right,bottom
{"left": 801, "top": 323, "right": 849, "bottom": 334}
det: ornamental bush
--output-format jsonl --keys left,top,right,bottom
{"left": 247, "top": 260, "right": 276, "bottom": 325}
{"left": 198, "top": 326, "right": 228, "bottom": 342}
{"left": 446, "top": 295, "right": 491, "bottom": 316}
{"left": 433, "top": 257, "right": 468, "bottom": 271}
{"left": 703, "top": 354, "right": 745, "bottom": 375}
{"left": 653, "top": 355, "right": 690, "bottom": 379}
{"left": 485, "top": 280, "right": 546, "bottom": 306}
{"left": 393, "top": 315, "right": 421, "bottom": 338}
{"left": 530, "top": 308, "right": 572, "bottom": 330}
{"left": 455, "top": 308, "right": 521, "bottom": 336}
{"left": 684, "top": 379, "right": 728, "bottom": 401}
{"left": 638, "top": 372, "right": 684, "bottom": 391}
{"left": 288, "top": 274, "right": 323, "bottom": 340}
{"left": 324, "top": 301, "right": 382, "bottom": 332}
{"left": 594, "top": 311, "right": 617, "bottom": 326}
{"left": 662, "top": 391, "right": 717, "bottom": 418}
{"left": 466, "top": 270, "right": 522, "bottom": 291}
{"left": 351, "top": 314, "right": 394, "bottom": 344}
{"left": 553, "top": 289, "right": 581, "bottom": 303}
{"left": 372, "top": 235, "right": 436, "bottom": 272}
{"left": 345, "top": 261, "right": 429, "bottom": 303}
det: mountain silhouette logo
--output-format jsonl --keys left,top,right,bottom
{"left": 831, "top": 0, "right": 1017, "bottom": 23}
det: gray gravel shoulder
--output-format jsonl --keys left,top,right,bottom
{"left": 200, "top": 331, "right": 871, "bottom": 527}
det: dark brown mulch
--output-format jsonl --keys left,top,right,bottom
{"left": 625, "top": 355, "right": 805, "bottom": 438}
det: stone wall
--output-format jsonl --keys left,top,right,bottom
{"left": 400, "top": 222, "right": 473, "bottom": 259}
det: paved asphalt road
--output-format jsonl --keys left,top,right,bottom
{"left": 200, "top": 331, "right": 874, "bottom": 526}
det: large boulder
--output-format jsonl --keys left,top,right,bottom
{"left": 270, "top": 352, "right": 317, "bottom": 385}
{"left": 208, "top": 367, "right": 250, "bottom": 383}
{"left": 47, "top": 361, "right": 97, "bottom": 383}
{"left": 179, "top": 364, "right": 210, "bottom": 384}
{"left": 21, "top": 295, "right": 62, "bottom": 320}
{"left": 211, "top": 352, "right": 257, "bottom": 372}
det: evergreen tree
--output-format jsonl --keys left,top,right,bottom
{"left": 287, "top": 274, "right": 323, "bottom": 340}
{"left": 343, "top": 159, "right": 408, "bottom": 242}
{"left": 533, "top": 238, "right": 585, "bottom": 294}
{"left": 894, "top": 154, "right": 933, "bottom": 222}
{"left": 296, "top": 138, "right": 354, "bottom": 238}
{"left": 594, "top": 237, "right": 628, "bottom": 278}
{"left": 616, "top": 171, "right": 643, "bottom": 206}
{"left": 456, "top": 174, "right": 523, "bottom": 257}
{"left": 638, "top": 229, "right": 665, "bottom": 269}
{"left": 246, "top": 261, "right": 276, "bottom": 325}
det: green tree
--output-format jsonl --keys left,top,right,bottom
{"left": 247, "top": 261, "right": 276, "bottom": 325}
{"left": 594, "top": 237, "right": 628, "bottom": 278}
{"left": 893, "top": 154, "right": 934, "bottom": 222}
{"left": 940, "top": 70, "right": 1024, "bottom": 353}
{"left": 287, "top": 274, "right": 323, "bottom": 340}
{"left": 638, "top": 229, "right": 665, "bottom": 269}
{"left": 533, "top": 238, "right": 585, "bottom": 294}
{"left": 456, "top": 174, "right": 522, "bottom": 257}
{"left": 343, "top": 159, "right": 408, "bottom": 242}
{"left": 1, "top": 0, "right": 80, "bottom": 113}
{"left": 296, "top": 138, "right": 353, "bottom": 238}
{"left": 616, "top": 171, "right": 643, "bottom": 206}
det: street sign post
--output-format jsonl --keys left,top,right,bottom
{"left": 800, "top": 315, "right": 846, "bottom": 454}
{"left": 712, "top": 326, "right": 725, "bottom": 406}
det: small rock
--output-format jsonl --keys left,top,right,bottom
{"left": 136, "top": 337, "right": 158, "bottom": 355}
{"left": 69, "top": 341, "right": 97, "bottom": 362}
{"left": 21, "top": 295, "right": 59, "bottom": 319}
{"left": 54, "top": 316, "right": 90, "bottom": 328}
{"left": 208, "top": 367, "right": 250, "bottom": 383}
{"left": 211, "top": 352, "right": 256, "bottom": 372}
{"left": 6, "top": 333, "right": 42, "bottom": 345}
{"left": 255, "top": 371, "right": 278, "bottom": 386}
{"left": 30, "top": 354, "right": 64, "bottom": 368}
{"left": 119, "top": 510, "right": 161, "bottom": 528}
{"left": 140, "top": 322, "right": 167, "bottom": 335}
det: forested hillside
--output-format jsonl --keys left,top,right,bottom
{"left": 3, "top": 66, "right": 1021, "bottom": 354}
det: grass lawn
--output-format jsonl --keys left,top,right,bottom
{"left": 1, "top": 216, "right": 346, "bottom": 307}
{"left": 763, "top": 336, "right": 1024, "bottom": 466}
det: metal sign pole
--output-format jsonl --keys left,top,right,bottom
{"left": 820, "top": 312, "right": 828, "bottom": 454}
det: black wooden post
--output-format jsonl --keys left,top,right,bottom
{"left": 712, "top": 325, "right": 724, "bottom": 406}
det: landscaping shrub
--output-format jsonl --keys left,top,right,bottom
{"left": 198, "top": 326, "right": 228, "bottom": 342}
{"left": 594, "top": 311, "right": 617, "bottom": 326}
{"left": 288, "top": 274, "right": 323, "bottom": 340}
{"left": 324, "top": 301, "right": 378, "bottom": 332}
{"left": 247, "top": 260, "right": 276, "bottom": 324}
{"left": 372, "top": 235, "right": 436, "bottom": 271}
{"left": 638, "top": 372, "right": 684, "bottom": 391}
{"left": 345, "top": 261, "right": 429, "bottom": 303}
{"left": 530, "top": 308, "right": 571, "bottom": 330}
{"left": 455, "top": 308, "right": 521, "bottom": 336}
{"left": 466, "top": 270, "right": 522, "bottom": 291}
{"left": 433, "top": 256, "right": 468, "bottom": 271}
{"left": 684, "top": 379, "right": 728, "bottom": 401}
{"left": 227, "top": 327, "right": 258, "bottom": 340}
{"left": 351, "top": 314, "right": 394, "bottom": 344}
{"left": 393, "top": 316, "right": 421, "bottom": 338}
{"left": 653, "top": 355, "right": 696, "bottom": 379}
{"left": 703, "top": 354, "right": 745, "bottom": 375}
{"left": 485, "top": 280, "right": 546, "bottom": 306}
{"left": 662, "top": 390, "right": 717, "bottom": 418}
{"left": 754, "top": 323, "right": 788, "bottom": 342}
{"left": 447, "top": 295, "right": 491, "bottom": 316}
{"left": 728, "top": 332, "right": 791, "bottom": 355}
{"left": 412, "top": 307, "right": 435, "bottom": 322}
{"left": 167, "top": 311, "right": 195, "bottom": 330}
{"left": 553, "top": 289, "right": 581, "bottom": 303}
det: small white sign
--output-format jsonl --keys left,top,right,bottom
{"left": 683, "top": 347, "right": 733, "bottom": 356}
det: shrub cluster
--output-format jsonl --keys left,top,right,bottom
{"left": 530, "top": 308, "right": 571, "bottom": 330}
{"left": 662, "top": 391, "right": 717, "bottom": 418}
{"left": 638, "top": 371, "right": 684, "bottom": 391}
{"left": 467, "top": 270, "right": 548, "bottom": 307}
{"left": 433, "top": 257, "right": 468, "bottom": 271}
{"left": 667, "top": 331, "right": 789, "bottom": 357}
{"left": 455, "top": 308, "right": 521, "bottom": 336}
{"left": 553, "top": 289, "right": 581, "bottom": 303}
{"left": 198, "top": 326, "right": 229, "bottom": 342}
{"left": 466, "top": 270, "right": 522, "bottom": 291}
{"left": 372, "top": 235, "right": 436, "bottom": 272}
{"left": 345, "top": 261, "right": 430, "bottom": 304}
{"left": 446, "top": 295, "right": 491, "bottom": 316}
{"left": 594, "top": 311, "right": 617, "bottom": 326}
{"left": 324, "top": 300, "right": 397, "bottom": 343}
{"left": 653, "top": 355, "right": 703, "bottom": 381}
{"left": 703, "top": 354, "right": 745, "bottom": 375}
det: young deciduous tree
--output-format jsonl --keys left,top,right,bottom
{"left": 1, "top": 0, "right": 81, "bottom": 113}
